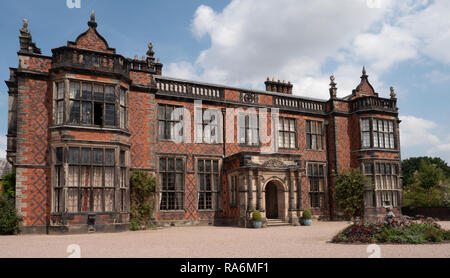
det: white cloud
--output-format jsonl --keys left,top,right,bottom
{"left": 167, "top": 0, "right": 393, "bottom": 98}
{"left": 400, "top": 115, "right": 439, "bottom": 148}
{"left": 400, "top": 115, "right": 450, "bottom": 163}
{"left": 0, "top": 135, "right": 6, "bottom": 160}
{"left": 353, "top": 24, "right": 419, "bottom": 72}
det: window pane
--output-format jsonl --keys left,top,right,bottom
{"left": 56, "top": 147, "right": 63, "bottom": 164}
{"left": 159, "top": 158, "right": 166, "bottom": 172}
{"left": 80, "top": 166, "right": 90, "bottom": 187}
{"left": 94, "top": 85, "right": 104, "bottom": 101}
{"left": 158, "top": 121, "right": 165, "bottom": 139}
{"left": 57, "top": 82, "right": 65, "bottom": 100}
{"left": 105, "top": 86, "right": 115, "bottom": 102}
{"left": 105, "top": 149, "right": 115, "bottom": 166}
{"left": 68, "top": 165, "right": 79, "bottom": 187}
{"left": 81, "top": 102, "right": 92, "bottom": 124}
{"left": 93, "top": 166, "right": 102, "bottom": 187}
{"left": 67, "top": 188, "right": 78, "bottom": 212}
{"left": 158, "top": 105, "right": 165, "bottom": 120}
{"left": 56, "top": 101, "right": 64, "bottom": 124}
{"left": 105, "top": 103, "right": 115, "bottom": 126}
{"left": 290, "top": 133, "right": 296, "bottom": 148}
{"left": 176, "top": 159, "right": 183, "bottom": 172}
{"left": 82, "top": 83, "right": 92, "bottom": 100}
{"left": 70, "top": 82, "right": 80, "bottom": 99}
{"left": 105, "top": 189, "right": 114, "bottom": 212}
{"left": 93, "top": 149, "right": 103, "bottom": 165}
{"left": 362, "top": 119, "right": 370, "bottom": 131}
{"left": 306, "top": 121, "right": 311, "bottom": 133}
{"left": 120, "top": 89, "right": 126, "bottom": 106}
{"left": 93, "top": 189, "right": 102, "bottom": 212}
{"left": 105, "top": 167, "right": 114, "bottom": 187}
{"left": 69, "top": 101, "right": 80, "bottom": 123}
{"left": 81, "top": 148, "right": 91, "bottom": 164}
{"left": 69, "top": 148, "right": 79, "bottom": 164}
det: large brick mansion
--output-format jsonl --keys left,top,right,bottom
{"left": 5, "top": 12, "right": 402, "bottom": 233}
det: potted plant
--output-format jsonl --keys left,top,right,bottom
{"left": 251, "top": 210, "right": 262, "bottom": 228}
{"left": 301, "top": 209, "right": 312, "bottom": 226}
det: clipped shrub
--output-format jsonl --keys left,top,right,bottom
{"left": 302, "top": 209, "right": 312, "bottom": 219}
{"left": 0, "top": 196, "right": 22, "bottom": 235}
{"left": 252, "top": 210, "right": 262, "bottom": 222}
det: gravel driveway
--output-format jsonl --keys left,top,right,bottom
{"left": 1, "top": 221, "right": 449, "bottom": 258}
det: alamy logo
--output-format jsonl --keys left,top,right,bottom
{"left": 66, "top": 0, "right": 81, "bottom": 9}
{"left": 66, "top": 244, "right": 81, "bottom": 258}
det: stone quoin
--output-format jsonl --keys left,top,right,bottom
{"left": 4, "top": 11, "right": 402, "bottom": 234}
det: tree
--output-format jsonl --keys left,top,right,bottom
{"left": 335, "top": 168, "right": 372, "bottom": 220}
{"left": 403, "top": 162, "right": 449, "bottom": 208}
{"left": 129, "top": 170, "right": 158, "bottom": 230}
{"left": 1, "top": 169, "right": 16, "bottom": 199}
{"left": 402, "top": 157, "right": 450, "bottom": 189}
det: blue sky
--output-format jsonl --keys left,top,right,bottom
{"left": 0, "top": 0, "right": 449, "bottom": 163}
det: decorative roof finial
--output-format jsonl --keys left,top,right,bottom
{"left": 21, "top": 19, "right": 29, "bottom": 33}
{"left": 390, "top": 86, "right": 397, "bottom": 99}
{"left": 147, "top": 42, "right": 155, "bottom": 58}
{"left": 19, "top": 19, "right": 41, "bottom": 54}
{"left": 361, "top": 66, "right": 369, "bottom": 79}
{"left": 329, "top": 75, "right": 337, "bottom": 99}
{"left": 88, "top": 9, "right": 98, "bottom": 28}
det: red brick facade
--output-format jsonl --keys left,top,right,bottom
{"left": 5, "top": 15, "right": 402, "bottom": 233}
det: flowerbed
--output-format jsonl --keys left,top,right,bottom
{"left": 332, "top": 216, "right": 450, "bottom": 244}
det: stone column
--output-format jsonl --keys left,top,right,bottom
{"left": 288, "top": 169, "right": 299, "bottom": 225}
{"left": 238, "top": 174, "right": 248, "bottom": 227}
{"left": 247, "top": 172, "right": 254, "bottom": 212}
{"left": 297, "top": 171, "right": 303, "bottom": 218}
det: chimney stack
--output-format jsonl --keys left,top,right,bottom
{"left": 265, "top": 78, "right": 293, "bottom": 94}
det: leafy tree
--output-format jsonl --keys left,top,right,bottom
{"left": 335, "top": 168, "right": 372, "bottom": 220}
{"left": 0, "top": 196, "right": 22, "bottom": 234}
{"left": 1, "top": 169, "right": 16, "bottom": 199}
{"left": 403, "top": 162, "right": 449, "bottom": 208}
{"left": 129, "top": 170, "right": 158, "bottom": 230}
{"left": 402, "top": 157, "right": 450, "bottom": 189}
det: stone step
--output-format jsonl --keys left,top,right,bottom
{"left": 266, "top": 219, "right": 290, "bottom": 227}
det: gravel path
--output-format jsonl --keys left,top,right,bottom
{"left": 1, "top": 221, "right": 449, "bottom": 258}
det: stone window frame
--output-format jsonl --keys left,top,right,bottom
{"left": 157, "top": 103, "right": 185, "bottom": 141}
{"left": 157, "top": 155, "right": 186, "bottom": 211}
{"left": 306, "top": 162, "right": 327, "bottom": 209}
{"left": 305, "top": 120, "right": 324, "bottom": 151}
{"left": 362, "top": 160, "right": 401, "bottom": 208}
{"left": 360, "top": 117, "right": 397, "bottom": 150}
{"left": 195, "top": 157, "right": 222, "bottom": 211}
{"left": 237, "top": 112, "right": 260, "bottom": 146}
{"left": 277, "top": 116, "right": 298, "bottom": 149}
{"left": 51, "top": 144, "right": 129, "bottom": 214}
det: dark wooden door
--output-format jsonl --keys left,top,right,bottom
{"left": 265, "top": 183, "right": 278, "bottom": 219}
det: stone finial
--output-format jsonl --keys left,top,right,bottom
{"left": 329, "top": 75, "right": 337, "bottom": 99}
{"left": 88, "top": 9, "right": 98, "bottom": 28}
{"left": 19, "top": 19, "right": 41, "bottom": 54}
{"left": 390, "top": 86, "right": 397, "bottom": 99}
{"left": 21, "top": 19, "right": 29, "bottom": 33}
{"left": 147, "top": 42, "right": 155, "bottom": 58}
{"left": 362, "top": 66, "right": 368, "bottom": 78}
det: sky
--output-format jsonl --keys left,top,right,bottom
{"left": 0, "top": 0, "right": 449, "bottom": 163}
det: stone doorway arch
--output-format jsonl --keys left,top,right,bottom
{"left": 263, "top": 179, "right": 288, "bottom": 220}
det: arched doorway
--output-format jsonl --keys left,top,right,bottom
{"left": 265, "top": 182, "right": 279, "bottom": 219}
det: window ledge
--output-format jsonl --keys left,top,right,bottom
{"left": 50, "top": 125, "right": 130, "bottom": 135}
